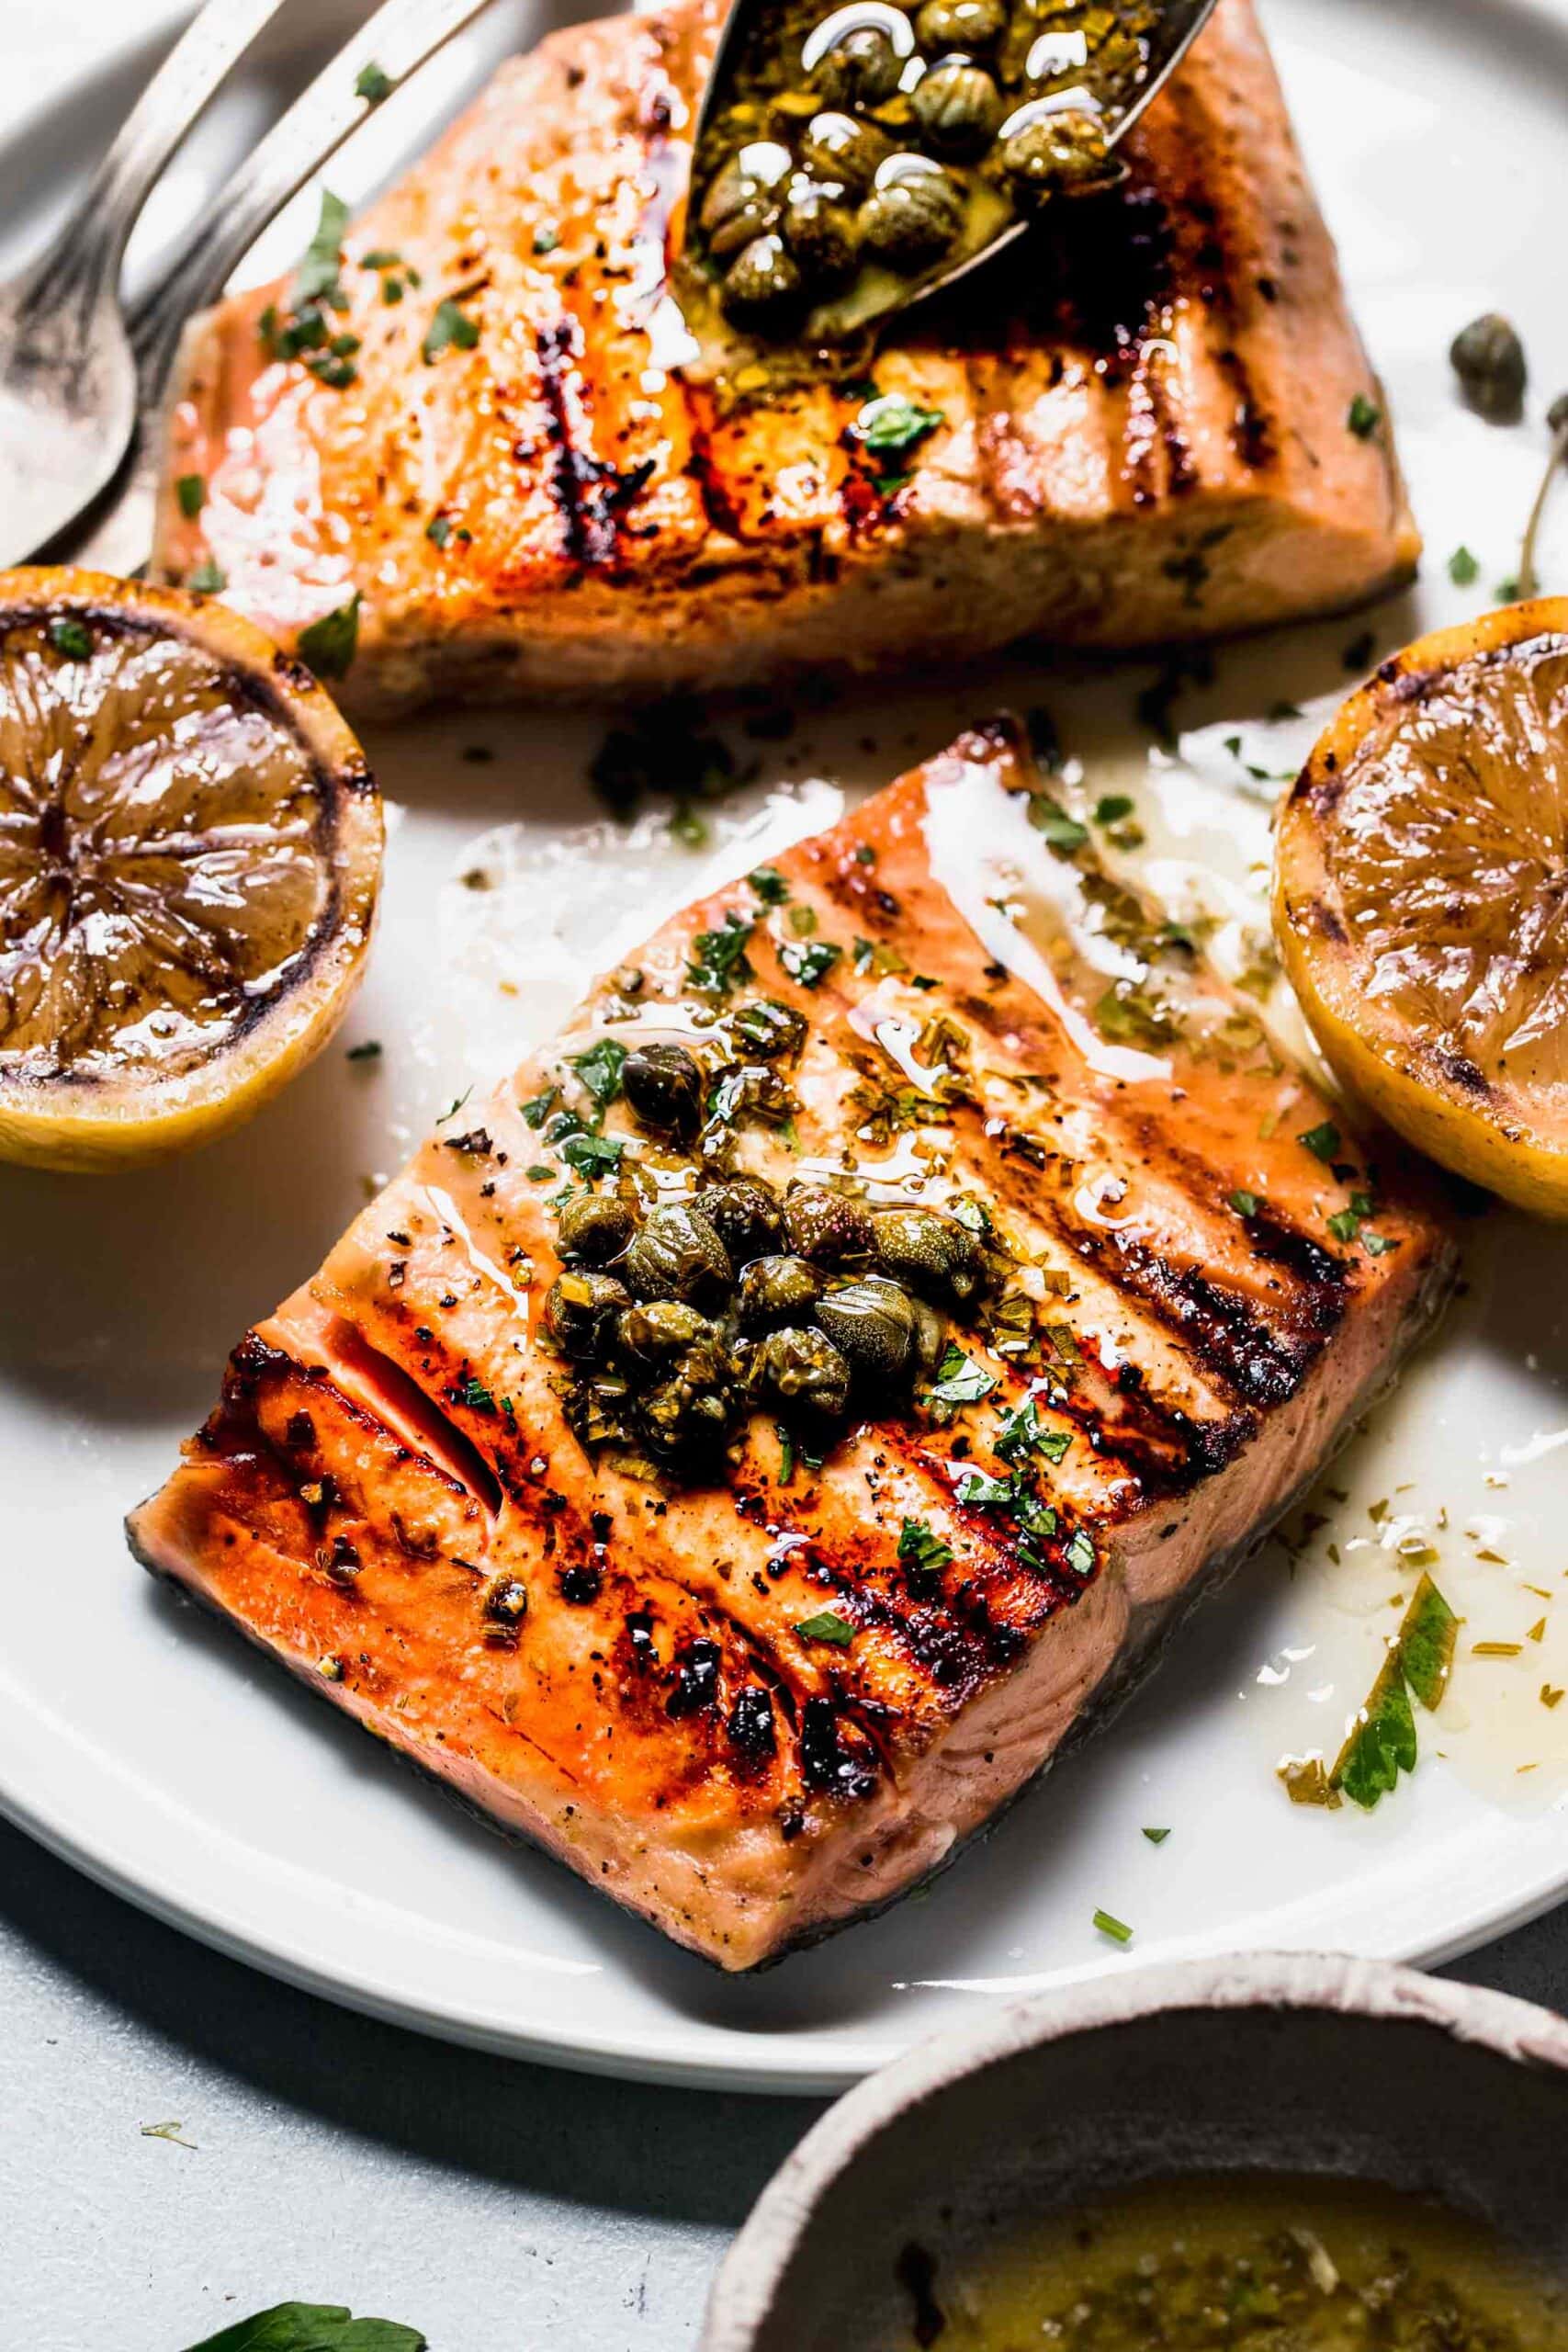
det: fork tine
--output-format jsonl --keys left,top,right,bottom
{"left": 130, "top": 0, "right": 504, "bottom": 409}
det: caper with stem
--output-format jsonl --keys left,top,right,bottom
{"left": 622, "top": 1201, "right": 732, "bottom": 1306}
{"left": 546, "top": 1270, "right": 632, "bottom": 1361}
{"left": 622, "top": 1042, "right": 704, "bottom": 1137}
{"left": 557, "top": 1193, "right": 635, "bottom": 1266}
{"left": 857, "top": 155, "right": 964, "bottom": 269}
{"left": 738, "top": 1253, "right": 824, "bottom": 1330}
{"left": 814, "top": 1276, "right": 915, "bottom": 1379}
{"left": 910, "top": 61, "right": 999, "bottom": 159}
{"left": 784, "top": 1182, "right": 874, "bottom": 1267}
{"left": 753, "top": 1325, "right": 852, "bottom": 1419}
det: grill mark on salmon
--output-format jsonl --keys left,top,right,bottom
{"left": 129, "top": 723, "right": 1456, "bottom": 1970}
{"left": 153, "top": 0, "right": 1418, "bottom": 714}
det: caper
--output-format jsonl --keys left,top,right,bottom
{"left": 622, "top": 1042, "right": 704, "bottom": 1137}
{"left": 699, "top": 154, "right": 784, "bottom": 261}
{"left": 617, "top": 1299, "right": 716, "bottom": 1363}
{"left": 856, "top": 158, "right": 963, "bottom": 268}
{"left": 800, "top": 109, "right": 894, "bottom": 197}
{"left": 1450, "top": 312, "right": 1527, "bottom": 424}
{"left": 622, "top": 1201, "right": 732, "bottom": 1306}
{"left": 557, "top": 1193, "right": 635, "bottom": 1265}
{"left": 753, "top": 1325, "right": 852, "bottom": 1419}
{"left": 909, "top": 1293, "right": 947, "bottom": 1377}
{"left": 780, "top": 184, "right": 859, "bottom": 290}
{"left": 641, "top": 1368, "right": 735, "bottom": 1458}
{"left": 914, "top": 0, "right": 1003, "bottom": 50}
{"left": 728, "top": 997, "right": 807, "bottom": 1060}
{"left": 738, "top": 1253, "right": 824, "bottom": 1330}
{"left": 814, "top": 23, "right": 903, "bottom": 108}
{"left": 784, "top": 1182, "right": 874, "bottom": 1267}
{"left": 909, "top": 61, "right": 999, "bottom": 157}
{"left": 998, "top": 107, "right": 1111, "bottom": 200}
{"left": 814, "top": 1276, "right": 915, "bottom": 1379}
{"left": 721, "top": 232, "right": 806, "bottom": 326}
{"left": 700, "top": 1172, "right": 784, "bottom": 1260}
{"left": 871, "top": 1205, "right": 981, "bottom": 1299}
{"left": 546, "top": 1270, "right": 632, "bottom": 1360}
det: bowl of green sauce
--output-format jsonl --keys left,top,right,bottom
{"left": 701, "top": 1954, "right": 1568, "bottom": 2349}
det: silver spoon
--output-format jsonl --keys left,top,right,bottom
{"left": 682, "top": 0, "right": 1219, "bottom": 362}
{"left": 0, "top": 0, "right": 299, "bottom": 571}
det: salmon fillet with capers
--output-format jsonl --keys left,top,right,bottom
{"left": 128, "top": 720, "right": 1454, "bottom": 1970}
{"left": 154, "top": 0, "right": 1416, "bottom": 715}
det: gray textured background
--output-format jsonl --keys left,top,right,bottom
{"left": 3, "top": 1814, "right": 1566, "bottom": 2349}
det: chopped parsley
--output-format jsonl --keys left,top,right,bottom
{"left": 1230, "top": 1189, "right": 1259, "bottom": 1218}
{"left": 930, "top": 1344, "right": 998, "bottom": 1407}
{"left": 355, "top": 60, "right": 393, "bottom": 102}
{"left": 1029, "top": 800, "right": 1089, "bottom": 854}
{"left": 687, "top": 910, "right": 754, "bottom": 996}
{"left": 850, "top": 391, "right": 945, "bottom": 459}
{"left": 955, "top": 1468, "right": 1013, "bottom": 1510}
{"left": 187, "top": 560, "right": 227, "bottom": 594}
{"left": 995, "top": 1397, "right": 1070, "bottom": 1465}
{"left": 422, "top": 297, "right": 481, "bottom": 362}
{"left": 457, "top": 1375, "right": 497, "bottom": 1415}
{"left": 748, "top": 865, "right": 790, "bottom": 904}
{"left": 183, "top": 2301, "right": 426, "bottom": 2350}
{"left": 1093, "top": 794, "right": 1134, "bottom": 825}
{"left": 1092, "top": 1907, "right": 1134, "bottom": 1945}
{"left": 175, "top": 473, "right": 206, "bottom": 519}
{"left": 1142, "top": 1826, "right": 1170, "bottom": 1846}
{"left": 47, "top": 616, "right": 92, "bottom": 661}
{"left": 1326, "top": 1207, "right": 1360, "bottom": 1246}
{"left": 519, "top": 1087, "right": 558, "bottom": 1129}
{"left": 426, "top": 514, "right": 453, "bottom": 548}
{"left": 298, "top": 594, "right": 361, "bottom": 679}
{"left": 345, "top": 1040, "right": 382, "bottom": 1062}
{"left": 1448, "top": 544, "right": 1480, "bottom": 585}
{"left": 1064, "top": 1529, "right": 1095, "bottom": 1577}
{"left": 897, "top": 1519, "right": 954, "bottom": 1577}
{"left": 794, "top": 1610, "right": 854, "bottom": 1647}
{"left": 570, "top": 1037, "right": 627, "bottom": 1107}
{"left": 296, "top": 190, "right": 350, "bottom": 310}
{"left": 778, "top": 936, "right": 841, "bottom": 989}
{"left": 1297, "top": 1120, "right": 1341, "bottom": 1162}
{"left": 533, "top": 224, "right": 561, "bottom": 256}
{"left": 1347, "top": 393, "right": 1382, "bottom": 438}
{"left": 558, "top": 1130, "right": 624, "bottom": 1179}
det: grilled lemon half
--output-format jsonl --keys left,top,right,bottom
{"left": 0, "top": 567, "right": 382, "bottom": 1171}
{"left": 1274, "top": 598, "right": 1568, "bottom": 1216}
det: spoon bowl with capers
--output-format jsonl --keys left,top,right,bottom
{"left": 674, "top": 0, "right": 1219, "bottom": 390}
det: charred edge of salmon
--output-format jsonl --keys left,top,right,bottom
{"left": 754, "top": 1228, "right": 1461, "bottom": 1968}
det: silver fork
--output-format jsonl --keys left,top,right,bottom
{"left": 0, "top": 0, "right": 298, "bottom": 571}
{"left": 58, "top": 0, "right": 506, "bottom": 580}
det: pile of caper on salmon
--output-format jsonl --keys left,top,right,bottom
{"left": 530, "top": 989, "right": 1004, "bottom": 1479}
{"left": 684, "top": 0, "right": 1154, "bottom": 343}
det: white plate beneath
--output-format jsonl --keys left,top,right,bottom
{"left": 2, "top": 0, "right": 1567, "bottom": 2094}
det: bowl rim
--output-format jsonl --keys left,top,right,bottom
{"left": 701, "top": 1950, "right": 1568, "bottom": 2351}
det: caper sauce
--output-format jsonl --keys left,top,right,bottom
{"left": 899, "top": 2177, "right": 1565, "bottom": 2352}
{"left": 528, "top": 992, "right": 1010, "bottom": 1482}
{"left": 677, "top": 0, "right": 1158, "bottom": 386}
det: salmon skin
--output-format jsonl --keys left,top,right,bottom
{"left": 129, "top": 722, "right": 1455, "bottom": 1971}
{"left": 154, "top": 0, "right": 1417, "bottom": 716}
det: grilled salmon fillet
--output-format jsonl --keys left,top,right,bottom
{"left": 129, "top": 721, "right": 1455, "bottom": 1970}
{"left": 154, "top": 0, "right": 1417, "bottom": 715}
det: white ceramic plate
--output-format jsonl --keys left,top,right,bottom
{"left": 2, "top": 0, "right": 1566, "bottom": 2095}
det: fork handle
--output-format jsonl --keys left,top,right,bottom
{"left": 34, "top": 0, "right": 296, "bottom": 303}
{"left": 131, "top": 0, "right": 501, "bottom": 402}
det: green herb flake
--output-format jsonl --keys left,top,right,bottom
{"left": 1093, "top": 794, "right": 1134, "bottom": 826}
{"left": 519, "top": 1087, "right": 557, "bottom": 1130}
{"left": 1348, "top": 393, "right": 1382, "bottom": 438}
{"left": 897, "top": 1518, "right": 954, "bottom": 1577}
{"left": 422, "top": 296, "right": 481, "bottom": 362}
{"left": 1326, "top": 1207, "right": 1361, "bottom": 1246}
{"left": 426, "top": 514, "right": 453, "bottom": 548}
{"left": 47, "top": 616, "right": 93, "bottom": 661}
{"left": 776, "top": 1423, "right": 795, "bottom": 1485}
{"left": 181, "top": 2301, "right": 426, "bottom": 2352}
{"left": 298, "top": 593, "right": 361, "bottom": 679}
{"left": 141, "top": 2120, "right": 197, "bottom": 2147}
{"left": 1229, "top": 1189, "right": 1259, "bottom": 1218}
{"left": 533, "top": 224, "right": 561, "bottom": 256}
{"left": 795, "top": 1610, "right": 855, "bottom": 1647}
{"left": 1333, "top": 1649, "right": 1417, "bottom": 1810}
{"left": 931, "top": 1344, "right": 998, "bottom": 1407}
{"left": 748, "top": 865, "right": 790, "bottom": 904}
{"left": 558, "top": 1130, "right": 625, "bottom": 1179}
{"left": 175, "top": 473, "right": 206, "bottom": 519}
{"left": 778, "top": 936, "right": 841, "bottom": 990}
{"left": 1362, "top": 1230, "right": 1400, "bottom": 1257}
{"left": 345, "top": 1040, "right": 382, "bottom": 1062}
{"left": 1448, "top": 545, "right": 1481, "bottom": 585}
{"left": 1092, "top": 1906, "right": 1134, "bottom": 1946}
{"left": 458, "top": 1376, "right": 497, "bottom": 1415}
{"left": 687, "top": 909, "right": 755, "bottom": 996}
{"left": 1064, "top": 1529, "right": 1096, "bottom": 1577}
{"left": 955, "top": 1468, "right": 1013, "bottom": 1509}
{"left": 1399, "top": 1571, "right": 1460, "bottom": 1712}
{"left": 295, "top": 189, "right": 350, "bottom": 309}
{"left": 570, "top": 1036, "right": 627, "bottom": 1107}
{"left": 525, "top": 1163, "right": 553, "bottom": 1182}
{"left": 850, "top": 392, "right": 945, "bottom": 458}
{"left": 1029, "top": 799, "right": 1089, "bottom": 854}
{"left": 186, "top": 560, "right": 228, "bottom": 594}
{"left": 355, "top": 60, "right": 393, "bottom": 102}
{"left": 1297, "top": 1120, "right": 1341, "bottom": 1162}
{"left": 1142, "top": 1827, "right": 1170, "bottom": 1846}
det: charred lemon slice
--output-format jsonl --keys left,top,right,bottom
{"left": 0, "top": 567, "right": 381, "bottom": 1170}
{"left": 1274, "top": 598, "right": 1568, "bottom": 1216}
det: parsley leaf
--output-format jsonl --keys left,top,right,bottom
{"left": 1029, "top": 799, "right": 1089, "bottom": 854}
{"left": 519, "top": 1087, "right": 557, "bottom": 1129}
{"left": 1142, "top": 1826, "right": 1170, "bottom": 1846}
{"left": 181, "top": 2303, "right": 425, "bottom": 2351}
{"left": 1093, "top": 794, "right": 1134, "bottom": 825}
{"left": 187, "top": 560, "right": 227, "bottom": 594}
{"left": 850, "top": 391, "right": 945, "bottom": 458}
{"left": 748, "top": 865, "right": 790, "bottom": 904}
{"left": 355, "top": 60, "right": 394, "bottom": 102}
{"left": 687, "top": 910, "right": 754, "bottom": 996}
{"left": 175, "top": 473, "right": 206, "bottom": 519}
{"left": 995, "top": 1398, "right": 1070, "bottom": 1465}
{"left": 1297, "top": 1120, "right": 1341, "bottom": 1162}
{"left": 295, "top": 190, "right": 350, "bottom": 309}
{"left": 1230, "top": 1189, "right": 1259, "bottom": 1218}
{"left": 795, "top": 1610, "right": 854, "bottom": 1647}
{"left": 570, "top": 1037, "right": 627, "bottom": 1106}
{"left": 778, "top": 936, "right": 841, "bottom": 989}
{"left": 1448, "top": 545, "right": 1480, "bottom": 586}
{"left": 897, "top": 1519, "right": 954, "bottom": 1578}
{"left": 422, "top": 297, "right": 481, "bottom": 361}
{"left": 558, "top": 1130, "right": 624, "bottom": 1179}
{"left": 426, "top": 514, "right": 453, "bottom": 548}
{"left": 48, "top": 616, "right": 92, "bottom": 661}
{"left": 1347, "top": 392, "right": 1382, "bottom": 438}
{"left": 1064, "top": 1528, "right": 1095, "bottom": 1577}
{"left": 298, "top": 594, "right": 361, "bottom": 679}
{"left": 931, "top": 1344, "right": 998, "bottom": 1407}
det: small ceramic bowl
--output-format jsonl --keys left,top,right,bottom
{"left": 702, "top": 1953, "right": 1568, "bottom": 2351}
